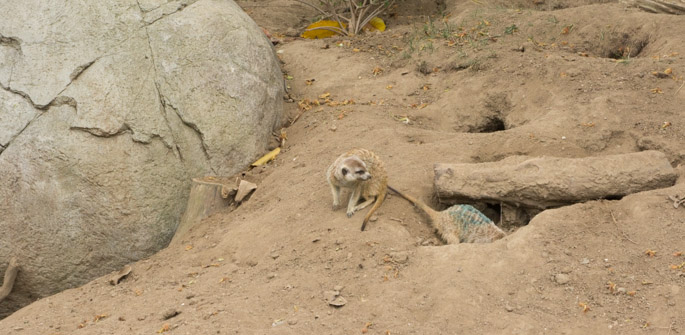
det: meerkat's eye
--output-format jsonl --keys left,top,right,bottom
{"left": 341, "top": 168, "right": 348, "bottom": 176}
{"left": 356, "top": 170, "right": 364, "bottom": 174}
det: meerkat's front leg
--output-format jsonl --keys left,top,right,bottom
{"left": 330, "top": 184, "right": 341, "bottom": 209}
{"left": 346, "top": 185, "right": 362, "bottom": 217}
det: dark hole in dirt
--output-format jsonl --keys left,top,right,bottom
{"left": 599, "top": 34, "right": 649, "bottom": 59}
{"left": 476, "top": 115, "right": 507, "bottom": 133}
{"left": 603, "top": 194, "right": 624, "bottom": 201}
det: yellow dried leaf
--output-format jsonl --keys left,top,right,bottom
{"left": 251, "top": 147, "right": 281, "bottom": 167}
{"left": 185, "top": 245, "right": 193, "bottom": 251}
{"left": 301, "top": 20, "right": 346, "bottom": 39}
{"left": 578, "top": 302, "right": 590, "bottom": 313}
{"left": 157, "top": 324, "right": 170, "bottom": 333}
{"left": 319, "top": 92, "right": 331, "bottom": 99}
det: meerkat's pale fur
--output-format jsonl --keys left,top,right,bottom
{"left": 326, "top": 148, "right": 388, "bottom": 231}
{"left": 388, "top": 186, "right": 505, "bottom": 244}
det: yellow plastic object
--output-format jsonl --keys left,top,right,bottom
{"left": 251, "top": 147, "right": 281, "bottom": 167}
{"left": 365, "top": 17, "right": 386, "bottom": 31}
{"left": 301, "top": 20, "right": 347, "bottom": 39}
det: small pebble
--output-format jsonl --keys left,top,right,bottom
{"left": 554, "top": 273, "right": 570, "bottom": 285}
{"left": 580, "top": 258, "right": 590, "bottom": 265}
{"left": 505, "top": 305, "right": 514, "bottom": 312}
{"left": 162, "top": 309, "right": 180, "bottom": 320}
{"left": 267, "top": 273, "right": 276, "bottom": 279}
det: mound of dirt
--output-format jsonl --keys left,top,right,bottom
{"left": 1, "top": 0, "right": 684, "bottom": 334}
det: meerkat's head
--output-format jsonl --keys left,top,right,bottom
{"left": 340, "top": 156, "right": 372, "bottom": 182}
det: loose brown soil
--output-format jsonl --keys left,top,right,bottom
{"left": 2, "top": 0, "right": 684, "bottom": 334}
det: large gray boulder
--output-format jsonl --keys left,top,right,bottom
{"left": 0, "top": 0, "right": 283, "bottom": 317}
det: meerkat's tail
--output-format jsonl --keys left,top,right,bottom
{"left": 361, "top": 187, "right": 387, "bottom": 231}
{"left": 387, "top": 185, "right": 439, "bottom": 218}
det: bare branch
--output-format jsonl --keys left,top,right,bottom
{"left": 294, "top": 0, "right": 331, "bottom": 17}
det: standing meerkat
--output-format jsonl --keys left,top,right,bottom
{"left": 388, "top": 186, "right": 505, "bottom": 244}
{"left": 326, "top": 148, "right": 388, "bottom": 231}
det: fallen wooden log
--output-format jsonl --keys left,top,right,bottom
{"left": 622, "top": 0, "right": 685, "bottom": 14}
{"left": 0, "top": 257, "right": 19, "bottom": 303}
{"left": 434, "top": 150, "right": 677, "bottom": 209}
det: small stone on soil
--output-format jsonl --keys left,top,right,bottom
{"left": 162, "top": 309, "right": 180, "bottom": 320}
{"left": 554, "top": 273, "right": 570, "bottom": 285}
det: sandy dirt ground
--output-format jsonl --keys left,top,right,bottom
{"left": 1, "top": 0, "right": 685, "bottom": 334}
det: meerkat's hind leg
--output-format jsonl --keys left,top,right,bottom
{"left": 352, "top": 196, "right": 375, "bottom": 213}
{"left": 346, "top": 185, "right": 362, "bottom": 217}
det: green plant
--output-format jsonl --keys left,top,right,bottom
{"left": 297, "top": 0, "right": 395, "bottom": 36}
{"left": 504, "top": 24, "right": 518, "bottom": 35}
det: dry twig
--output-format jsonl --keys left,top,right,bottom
{"left": 603, "top": 201, "right": 638, "bottom": 245}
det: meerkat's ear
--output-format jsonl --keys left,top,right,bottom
{"left": 341, "top": 167, "right": 348, "bottom": 176}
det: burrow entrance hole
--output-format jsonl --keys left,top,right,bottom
{"left": 593, "top": 32, "right": 649, "bottom": 59}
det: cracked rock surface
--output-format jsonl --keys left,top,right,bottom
{"left": 0, "top": 0, "right": 283, "bottom": 317}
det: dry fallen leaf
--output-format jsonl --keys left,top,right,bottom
{"left": 319, "top": 92, "right": 331, "bottom": 99}
{"left": 93, "top": 314, "right": 107, "bottom": 322}
{"left": 606, "top": 281, "right": 616, "bottom": 293}
{"left": 627, "top": 291, "right": 637, "bottom": 296}
{"left": 673, "top": 251, "right": 683, "bottom": 257}
{"left": 157, "top": 323, "right": 171, "bottom": 333}
{"left": 386, "top": 85, "right": 393, "bottom": 89}
{"left": 645, "top": 249, "right": 656, "bottom": 257}
{"left": 578, "top": 302, "right": 590, "bottom": 313}
{"left": 305, "top": 79, "right": 315, "bottom": 85}
{"left": 650, "top": 87, "right": 663, "bottom": 94}
{"left": 670, "top": 262, "right": 685, "bottom": 269}
{"left": 561, "top": 25, "right": 573, "bottom": 34}
{"left": 185, "top": 245, "right": 193, "bottom": 251}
